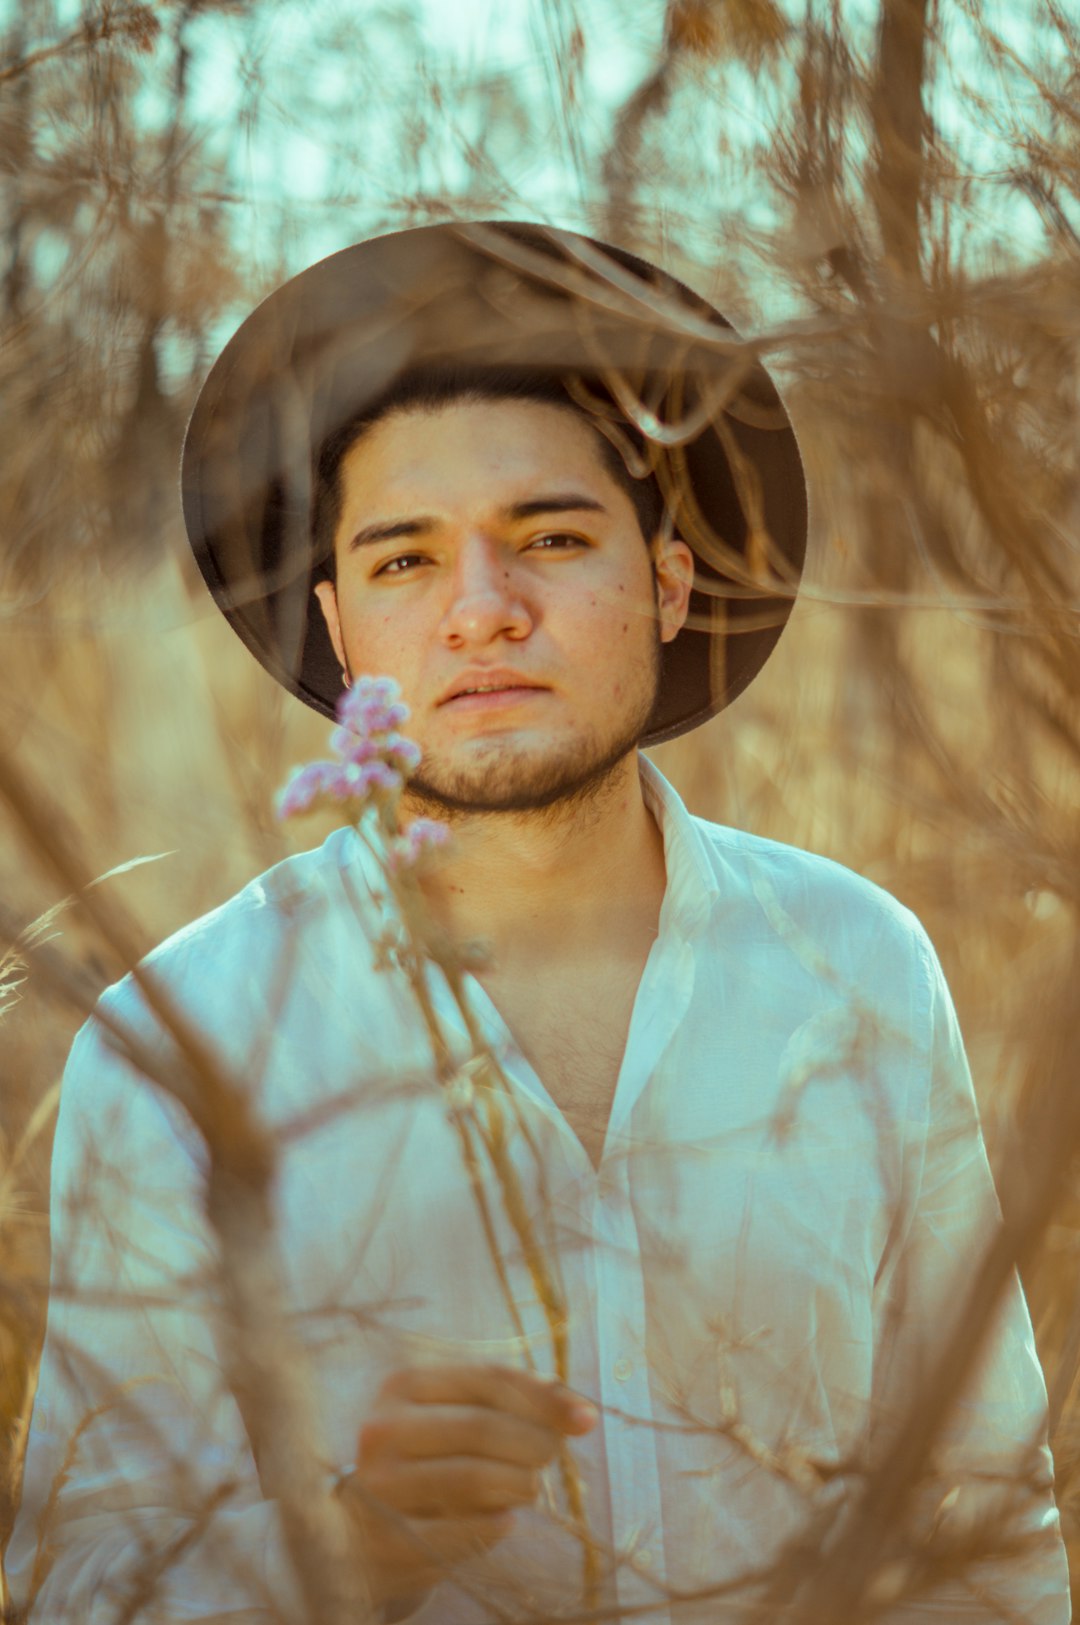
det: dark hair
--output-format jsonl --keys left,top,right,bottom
{"left": 311, "top": 365, "right": 666, "bottom": 581}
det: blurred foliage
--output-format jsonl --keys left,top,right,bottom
{"left": 0, "top": 0, "right": 1078, "bottom": 1614}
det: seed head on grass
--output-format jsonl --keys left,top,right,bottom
{"left": 275, "top": 676, "right": 448, "bottom": 872}
{"left": 271, "top": 674, "right": 599, "bottom": 1599}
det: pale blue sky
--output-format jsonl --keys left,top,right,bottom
{"left": 174, "top": 0, "right": 1071, "bottom": 260}
{"left": 16, "top": 0, "right": 1074, "bottom": 373}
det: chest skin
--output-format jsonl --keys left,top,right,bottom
{"left": 476, "top": 945, "right": 653, "bottom": 1171}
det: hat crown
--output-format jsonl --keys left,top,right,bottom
{"left": 181, "top": 220, "right": 807, "bottom": 743}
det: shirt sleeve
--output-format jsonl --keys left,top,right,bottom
{"left": 4, "top": 989, "right": 309, "bottom": 1623}
{"left": 867, "top": 930, "right": 1072, "bottom": 1621}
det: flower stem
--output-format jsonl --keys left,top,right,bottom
{"left": 367, "top": 821, "right": 602, "bottom": 1610}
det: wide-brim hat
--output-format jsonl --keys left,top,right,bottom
{"left": 181, "top": 220, "right": 807, "bottom": 747}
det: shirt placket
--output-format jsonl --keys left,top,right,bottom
{"left": 402, "top": 845, "right": 703, "bottom": 1624}
{"left": 594, "top": 931, "right": 697, "bottom": 1625}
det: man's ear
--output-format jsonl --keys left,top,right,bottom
{"left": 313, "top": 579, "right": 347, "bottom": 672}
{"left": 654, "top": 534, "right": 695, "bottom": 645}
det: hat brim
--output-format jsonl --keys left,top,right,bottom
{"left": 181, "top": 221, "right": 808, "bottom": 747}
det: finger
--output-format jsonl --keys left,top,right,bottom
{"left": 361, "top": 1402, "right": 564, "bottom": 1469}
{"left": 380, "top": 1363, "right": 598, "bottom": 1436}
{"left": 363, "top": 1454, "right": 541, "bottom": 1518}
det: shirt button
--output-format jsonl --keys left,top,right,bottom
{"left": 613, "top": 1356, "right": 633, "bottom": 1382}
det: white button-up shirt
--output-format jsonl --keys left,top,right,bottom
{"left": 7, "top": 757, "right": 1070, "bottom": 1622}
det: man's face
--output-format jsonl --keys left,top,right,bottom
{"left": 314, "top": 398, "right": 693, "bottom": 818}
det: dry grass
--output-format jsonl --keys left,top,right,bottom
{"left": 1, "top": 0, "right": 1078, "bottom": 1617}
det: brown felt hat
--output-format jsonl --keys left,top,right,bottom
{"left": 180, "top": 220, "right": 807, "bottom": 746}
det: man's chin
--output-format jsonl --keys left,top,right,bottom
{"left": 403, "top": 741, "right": 639, "bottom": 820}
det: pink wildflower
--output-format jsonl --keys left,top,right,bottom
{"left": 275, "top": 761, "right": 339, "bottom": 819}
{"left": 387, "top": 818, "right": 452, "bottom": 874}
{"left": 344, "top": 759, "right": 403, "bottom": 797}
{"left": 329, "top": 727, "right": 380, "bottom": 765}
{"left": 406, "top": 818, "right": 451, "bottom": 856}
{"left": 276, "top": 674, "right": 426, "bottom": 822}
{"left": 380, "top": 732, "right": 423, "bottom": 774}
{"left": 337, "top": 676, "right": 410, "bottom": 741}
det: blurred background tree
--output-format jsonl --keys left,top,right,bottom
{"left": 0, "top": 0, "right": 1077, "bottom": 1611}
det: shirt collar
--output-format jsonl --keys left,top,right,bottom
{"left": 338, "top": 753, "right": 721, "bottom": 945}
{"left": 637, "top": 753, "right": 720, "bottom": 942}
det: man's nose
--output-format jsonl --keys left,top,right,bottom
{"left": 439, "top": 535, "right": 533, "bottom": 646}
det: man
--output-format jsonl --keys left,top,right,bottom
{"left": 7, "top": 223, "right": 1070, "bottom": 1622}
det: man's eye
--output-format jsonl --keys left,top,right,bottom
{"left": 529, "top": 533, "right": 584, "bottom": 551}
{"left": 374, "top": 553, "right": 428, "bottom": 577}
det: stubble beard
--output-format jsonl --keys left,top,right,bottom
{"left": 402, "top": 626, "right": 662, "bottom": 829}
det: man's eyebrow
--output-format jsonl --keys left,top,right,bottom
{"left": 346, "top": 494, "right": 608, "bottom": 552}
{"left": 347, "top": 518, "right": 434, "bottom": 552}
{"left": 504, "top": 493, "right": 608, "bottom": 521}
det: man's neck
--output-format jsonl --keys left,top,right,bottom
{"left": 407, "top": 754, "right": 668, "bottom": 976}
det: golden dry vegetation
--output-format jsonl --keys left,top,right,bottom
{"left": 0, "top": 0, "right": 1078, "bottom": 1618}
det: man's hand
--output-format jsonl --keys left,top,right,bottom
{"left": 337, "top": 1362, "right": 599, "bottom": 1614}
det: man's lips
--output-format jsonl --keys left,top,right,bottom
{"left": 441, "top": 686, "right": 549, "bottom": 712}
{"left": 438, "top": 670, "right": 550, "bottom": 705}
